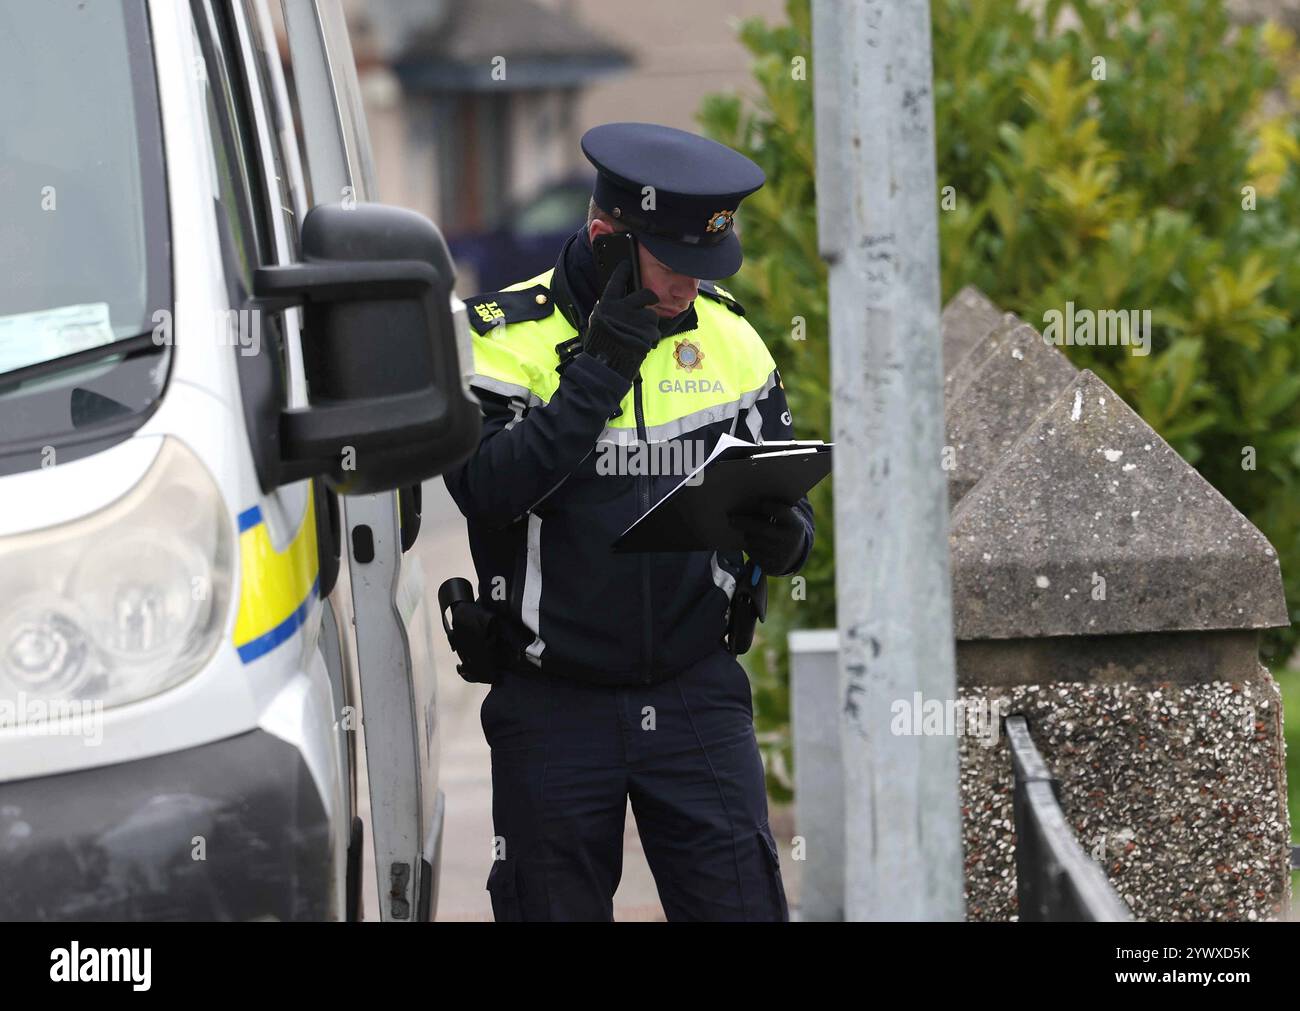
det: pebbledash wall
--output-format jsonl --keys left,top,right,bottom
{"left": 792, "top": 287, "right": 1292, "bottom": 922}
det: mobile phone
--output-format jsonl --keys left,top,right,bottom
{"left": 593, "top": 232, "right": 642, "bottom": 296}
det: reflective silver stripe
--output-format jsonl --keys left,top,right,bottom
{"left": 711, "top": 551, "right": 737, "bottom": 601}
{"left": 522, "top": 513, "right": 545, "bottom": 662}
{"left": 469, "top": 373, "right": 544, "bottom": 406}
{"left": 746, "top": 399, "right": 764, "bottom": 443}
{"left": 503, "top": 396, "right": 526, "bottom": 431}
{"left": 596, "top": 370, "right": 780, "bottom": 445}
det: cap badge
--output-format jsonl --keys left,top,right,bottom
{"left": 673, "top": 339, "right": 705, "bottom": 372}
{"left": 705, "top": 209, "right": 734, "bottom": 234}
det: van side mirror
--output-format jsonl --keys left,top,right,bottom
{"left": 252, "top": 202, "right": 480, "bottom": 495}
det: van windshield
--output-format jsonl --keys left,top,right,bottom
{"left": 0, "top": 0, "right": 169, "bottom": 471}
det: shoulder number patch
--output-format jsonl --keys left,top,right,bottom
{"left": 697, "top": 281, "right": 746, "bottom": 317}
{"left": 465, "top": 284, "right": 555, "bottom": 335}
{"left": 472, "top": 300, "right": 506, "bottom": 328}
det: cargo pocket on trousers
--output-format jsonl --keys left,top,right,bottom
{"left": 757, "top": 823, "right": 790, "bottom": 922}
{"left": 486, "top": 859, "right": 522, "bottom": 922}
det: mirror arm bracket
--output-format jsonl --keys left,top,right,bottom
{"left": 253, "top": 260, "right": 439, "bottom": 307}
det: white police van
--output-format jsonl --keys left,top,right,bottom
{"left": 0, "top": 0, "right": 479, "bottom": 920}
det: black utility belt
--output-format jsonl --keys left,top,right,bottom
{"left": 438, "top": 575, "right": 765, "bottom": 688}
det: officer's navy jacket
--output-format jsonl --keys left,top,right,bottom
{"left": 444, "top": 242, "right": 815, "bottom": 685}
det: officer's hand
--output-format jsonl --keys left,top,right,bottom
{"left": 582, "top": 260, "right": 661, "bottom": 381}
{"left": 727, "top": 498, "right": 808, "bottom": 576}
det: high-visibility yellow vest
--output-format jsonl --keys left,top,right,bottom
{"left": 466, "top": 270, "right": 779, "bottom": 440}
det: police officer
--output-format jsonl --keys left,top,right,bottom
{"left": 443, "top": 122, "right": 814, "bottom": 921}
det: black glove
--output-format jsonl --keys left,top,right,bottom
{"left": 727, "top": 498, "right": 808, "bottom": 576}
{"left": 582, "top": 259, "right": 660, "bottom": 380}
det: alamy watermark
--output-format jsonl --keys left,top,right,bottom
{"left": 50, "top": 942, "right": 150, "bottom": 990}
{"left": 151, "top": 306, "right": 262, "bottom": 357}
{"left": 0, "top": 692, "right": 104, "bottom": 746}
{"left": 890, "top": 692, "right": 1008, "bottom": 747}
{"left": 596, "top": 439, "right": 708, "bottom": 484}
{"left": 1042, "top": 302, "right": 1151, "bottom": 357}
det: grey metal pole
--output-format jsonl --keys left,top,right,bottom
{"left": 811, "top": 0, "right": 965, "bottom": 920}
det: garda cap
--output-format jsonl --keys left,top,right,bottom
{"left": 581, "top": 122, "right": 765, "bottom": 280}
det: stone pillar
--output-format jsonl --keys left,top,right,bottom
{"left": 945, "top": 292, "right": 1291, "bottom": 921}
{"left": 940, "top": 285, "right": 1006, "bottom": 373}
{"left": 789, "top": 630, "right": 845, "bottom": 921}
{"left": 944, "top": 319, "right": 1077, "bottom": 504}
{"left": 789, "top": 288, "right": 1291, "bottom": 921}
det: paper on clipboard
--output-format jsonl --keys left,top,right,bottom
{"left": 612, "top": 435, "right": 832, "bottom": 553}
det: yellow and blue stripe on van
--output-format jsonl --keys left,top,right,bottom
{"left": 232, "top": 496, "right": 320, "bottom": 664}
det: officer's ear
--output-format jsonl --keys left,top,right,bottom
{"left": 588, "top": 217, "right": 616, "bottom": 245}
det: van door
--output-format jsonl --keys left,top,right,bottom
{"left": 189, "top": 0, "right": 327, "bottom": 691}
{"left": 275, "top": 0, "right": 441, "bottom": 922}
{"left": 210, "top": 0, "right": 360, "bottom": 915}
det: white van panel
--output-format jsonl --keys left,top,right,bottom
{"left": 0, "top": 437, "right": 161, "bottom": 537}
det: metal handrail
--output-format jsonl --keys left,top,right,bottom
{"left": 1006, "top": 716, "right": 1134, "bottom": 922}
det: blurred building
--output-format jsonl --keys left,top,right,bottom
{"left": 335, "top": 0, "right": 784, "bottom": 292}
{"left": 570, "top": 0, "right": 787, "bottom": 133}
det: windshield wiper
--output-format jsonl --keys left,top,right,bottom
{"left": 0, "top": 332, "right": 162, "bottom": 392}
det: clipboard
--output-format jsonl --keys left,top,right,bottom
{"left": 612, "top": 433, "right": 832, "bottom": 552}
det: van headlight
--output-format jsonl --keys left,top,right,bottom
{"left": 0, "top": 438, "right": 233, "bottom": 714}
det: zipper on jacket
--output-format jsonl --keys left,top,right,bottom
{"left": 633, "top": 375, "right": 653, "bottom": 683}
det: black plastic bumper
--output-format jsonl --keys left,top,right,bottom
{"left": 0, "top": 728, "right": 336, "bottom": 921}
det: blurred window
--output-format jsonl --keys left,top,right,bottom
{"left": 512, "top": 186, "right": 590, "bottom": 236}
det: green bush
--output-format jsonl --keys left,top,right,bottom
{"left": 701, "top": 0, "right": 1300, "bottom": 795}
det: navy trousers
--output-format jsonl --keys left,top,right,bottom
{"left": 480, "top": 648, "right": 789, "bottom": 922}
